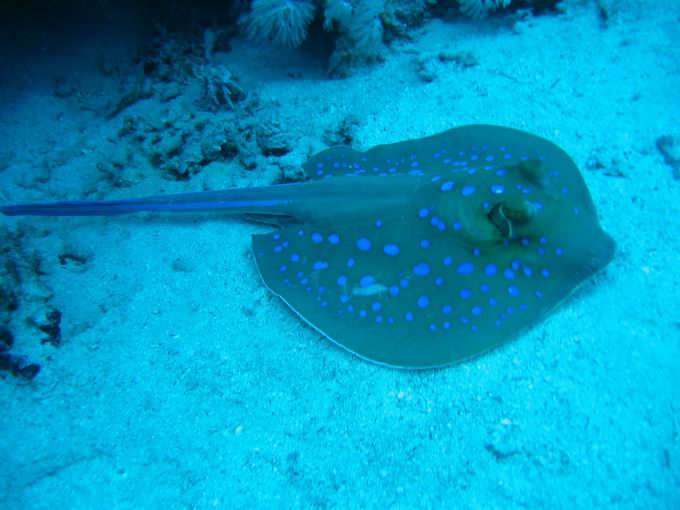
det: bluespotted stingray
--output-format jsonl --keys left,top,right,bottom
{"left": 1, "top": 125, "right": 615, "bottom": 368}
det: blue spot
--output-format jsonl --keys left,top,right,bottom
{"left": 459, "top": 288, "right": 472, "bottom": 299}
{"left": 337, "top": 275, "right": 347, "bottom": 286}
{"left": 456, "top": 262, "right": 474, "bottom": 275}
{"left": 384, "top": 243, "right": 400, "bottom": 256}
{"left": 420, "top": 239, "right": 430, "bottom": 248}
{"left": 496, "top": 169, "right": 507, "bottom": 176}
{"left": 375, "top": 219, "right": 383, "bottom": 228}
{"left": 486, "top": 155, "right": 495, "bottom": 162}
{"left": 417, "top": 295, "right": 430, "bottom": 308}
{"left": 274, "top": 246, "right": 283, "bottom": 252}
{"left": 405, "top": 312, "right": 414, "bottom": 321}
{"left": 371, "top": 302, "right": 382, "bottom": 312}
{"left": 413, "top": 262, "right": 431, "bottom": 276}
{"left": 389, "top": 285, "right": 400, "bottom": 296}
{"left": 480, "top": 283, "right": 490, "bottom": 293}
{"left": 400, "top": 278, "right": 409, "bottom": 288}
{"left": 490, "top": 184, "right": 504, "bottom": 194}
{"left": 347, "top": 257, "right": 355, "bottom": 268}
{"left": 387, "top": 317, "right": 395, "bottom": 324}
{"left": 443, "top": 322, "right": 451, "bottom": 329}
{"left": 484, "top": 264, "right": 498, "bottom": 277}
{"left": 312, "top": 233, "right": 323, "bottom": 243}
{"left": 472, "top": 248, "right": 481, "bottom": 257}
{"left": 540, "top": 237, "right": 548, "bottom": 244}
{"left": 347, "top": 305, "right": 354, "bottom": 313}
{"left": 452, "top": 222, "right": 462, "bottom": 231}
{"left": 360, "top": 275, "right": 375, "bottom": 287}
{"left": 443, "top": 256, "right": 453, "bottom": 267}
{"left": 521, "top": 238, "right": 530, "bottom": 247}
{"left": 504, "top": 268, "right": 515, "bottom": 280}
{"left": 359, "top": 310, "right": 367, "bottom": 318}
{"left": 375, "top": 316, "right": 383, "bottom": 324}
{"left": 435, "top": 276, "right": 444, "bottom": 286}
{"left": 471, "top": 306, "right": 482, "bottom": 316}
{"left": 508, "top": 286, "right": 520, "bottom": 297}
{"left": 279, "top": 265, "right": 287, "bottom": 272}
{"left": 460, "top": 316, "right": 469, "bottom": 324}
{"left": 357, "top": 238, "right": 371, "bottom": 251}
{"left": 440, "top": 181, "right": 455, "bottom": 192}
{"left": 442, "top": 305, "right": 452, "bottom": 315}
{"left": 489, "top": 297, "right": 497, "bottom": 306}
{"left": 313, "top": 261, "right": 328, "bottom": 270}
{"left": 506, "top": 306, "right": 515, "bottom": 315}
{"left": 512, "top": 260, "right": 520, "bottom": 271}
{"left": 535, "top": 290, "right": 544, "bottom": 299}
{"left": 328, "top": 233, "right": 340, "bottom": 244}
{"left": 429, "top": 323, "right": 436, "bottom": 331}
{"left": 291, "top": 253, "right": 300, "bottom": 262}
{"left": 555, "top": 247, "right": 564, "bottom": 256}
{"left": 461, "top": 185, "right": 476, "bottom": 196}
{"left": 519, "top": 303, "right": 528, "bottom": 312}
{"left": 542, "top": 268, "right": 550, "bottom": 278}
{"left": 418, "top": 208, "right": 429, "bottom": 218}
{"left": 523, "top": 266, "right": 533, "bottom": 277}
{"left": 340, "top": 294, "right": 349, "bottom": 303}
{"left": 300, "top": 278, "right": 309, "bottom": 285}
{"left": 273, "top": 233, "right": 281, "bottom": 240}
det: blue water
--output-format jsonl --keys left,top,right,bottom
{"left": 1, "top": 1, "right": 678, "bottom": 508}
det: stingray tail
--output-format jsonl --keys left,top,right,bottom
{"left": 0, "top": 188, "right": 296, "bottom": 217}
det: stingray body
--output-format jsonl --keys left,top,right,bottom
{"left": 1, "top": 125, "right": 615, "bottom": 368}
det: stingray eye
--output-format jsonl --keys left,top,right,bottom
{"left": 487, "top": 197, "right": 535, "bottom": 239}
{"left": 487, "top": 203, "right": 512, "bottom": 238}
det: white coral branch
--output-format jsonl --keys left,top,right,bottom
{"left": 459, "top": 0, "right": 512, "bottom": 19}
{"left": 241, "top": 0, "right": 316, "bottom": 48}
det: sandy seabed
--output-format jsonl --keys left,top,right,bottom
{"left": 0, "top": 1, "right": 678, "bottom": 508}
